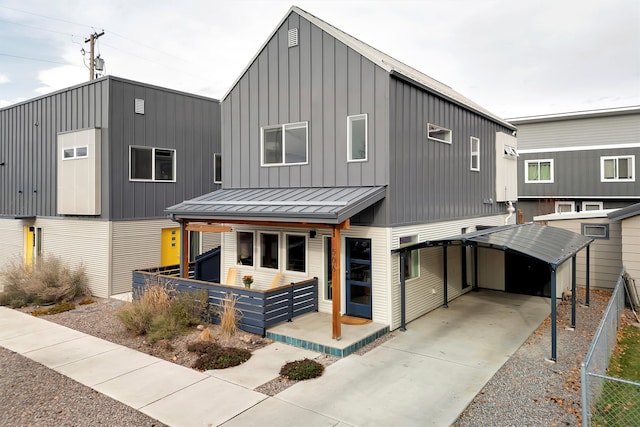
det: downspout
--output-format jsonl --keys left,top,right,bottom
{"left": 504, "top": 201, "right": 515, "bottom": 225}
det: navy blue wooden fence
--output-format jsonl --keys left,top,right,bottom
{"left": 132, "top": 266, "right": 318, "bottom": 336}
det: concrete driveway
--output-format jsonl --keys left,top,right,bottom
{"left": 225, "top": 290, "right": 550, "bottom": 427}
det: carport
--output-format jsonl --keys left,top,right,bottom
{"left": 391, "top": 223, "right": 593, "bottom": 361}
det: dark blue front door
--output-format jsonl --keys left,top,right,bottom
{"left": 346, "top": 238, "right": 372, "bottom": 319}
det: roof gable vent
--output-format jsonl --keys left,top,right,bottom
{"left": 135, "top": 98, "right": 145, "bottom": 115}
{"left": 288, "top": 28, "right": 298, "bottom": 47}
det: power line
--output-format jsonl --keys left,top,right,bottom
{"left": 0, "top": 52, "right": 83, "bottom": 67}
{"left": 0, "top": 17, "right": 74, "bottom": 36}
{"left": 0, "top": 5, "right": 92, "bottom": 30}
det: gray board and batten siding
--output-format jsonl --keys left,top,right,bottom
{"left": 222, "top": 9, "right": 515, "bottom": 228}
{"left": 517, "top": 147, "right": 640, "bottom": 199}
{"left": 0, "top": 76, "right": 221, "bottom": 221}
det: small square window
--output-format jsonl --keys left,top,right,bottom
{"left": 427, "top": 123, "right": 452, "bottom": 144}
{"left": 130, "top": 146, "right": 176, "bottom": 182}
{"left": 63, "top": 148, "right": 75, "bottom": 159}
{"left": 525, "top": 159, "right": 554, "bottom": 183}
{"left": 581, "top": 223, "right": 609, "bottom": 239}
{"left": 261, "top": 122, "right": 308, "bottom": 166}
{"left": 601, "top": 155, "right": 635, "bottom": 182}
{"left": 75, "top": 146, "right": 88, "bottom": 157}
{"left": 555, "top": 201, "right": 575, "bottom": 213}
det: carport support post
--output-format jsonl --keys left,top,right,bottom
{"left": 586, "top": 245, "right": 591, "bottom": 307}
{"left": 331, "top": 224, "right": 342, "bottom": 340}
{"left": 473, "top": 246, "right": 479, "bottom": 291}
{"left": 179, "top": 220, "right": 188, "bottom": 278}
{"left": 400, "top": 251, "right": 406, "bottom": 331}
{"left": 571, "top": 256, "right": 577, "bottom": 329}
{"left": 551, "top": 265, "right": 557, "bottom": 362}
{"left": 443, "top": 246, "right": 448, "bottom": 308}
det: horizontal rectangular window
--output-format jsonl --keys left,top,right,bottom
{"left": 62, "top": 146, "right": 89, "bottom": 160}
{"left": 427, "top": 123, "right": 451, "bottom": 144}
{"left": 601, "top": 155, "right": 635, "bottom": 182}
{"left": 582, "top": 201, "right": 603, "bottom": 211}
{"left": 581, "top": 223, "right": 609, "bottom": 239}
{"left": 261, "top": 122, "right": 308, "bottom": 166}
{"left": 525, "top": 159, "right": 554, "bottom": 183}
{"left": 130, "top": 146, "right": 176, "bottom": 182}
{"left": 555, "top": 201, "right": 575, "bottom": 213}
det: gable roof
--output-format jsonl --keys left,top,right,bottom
{"left": 165, "top": 186, "right": 386, "bottom": 224}
{"left": 392, "top": 223, "right": 592, "bottom": 269}
{"left": 222, "top": 6, "right": 514, "bottom": 130}
{"left": 608, "top": 202, "right": 640, "bottom": 221}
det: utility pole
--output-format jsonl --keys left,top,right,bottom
{"left": 85, "top": 31, "right": 105, "bottom": 80}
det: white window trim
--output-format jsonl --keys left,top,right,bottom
{"left": 582, "top": 201, "right": 603, "bottom": 211}
{"left": 129, "top": 146, "right": 177, "bottom": 182}
{"left": 581, "top": 223, "right": 609, "bottom": 239}
{"left": 284, "top": 232, "right": 308, "bottom": 274}
{"left": 260, "top": 121, "right": 309, "bottom": 167}
{"left": 62, "top": 146, "right": 89, "bottom": 160}
{"left": 525, "top": 159, "right": 554, "bottom": 183}
{"left": 236, "top": 231, "right": 255, "bottom": 267}
{"left": 427, "top": 123, "right": 452, "bottom": 144}
{"left": 258, "top": 231, "right": 280, "bottom": 270}
{"left": 213, "top": 153, "right": 222, "bottom": 184}
{"left": 470, "top": 137, "right": 480, "bottom": 171}
{"left": 399, "top": 235, "right": 420, "bottom": 281}
{"left": 347, "top": 114, "right": 368, "bottom": 162}
{"left": 600, "top": 155, "right": 635, "bottom": 182}
{"left": 555, "top": 201, "right": 575, "bottom": 213}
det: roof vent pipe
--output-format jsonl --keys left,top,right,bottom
{"left": 505, "top": 201, "right": 515, "bottom": 225}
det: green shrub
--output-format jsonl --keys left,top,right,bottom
{"left": 117, "top": 301, "right": 154, "bottom": 335}
{"left": 188, "top": 341, "right": 251, "bottom": 370}
{"left": 171, "top": 289, "right": 211, "bottom": 327}
{"left": 148, "top": 312, "right": 181, "bottom": 343}
{"left": 0, "top": 256, "right": 89, "bottom": 307}
{"left": 279, "top": 358, "right": 324, "bottom": 380}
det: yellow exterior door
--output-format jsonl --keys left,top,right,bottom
{"left": 24, "top": 226, "right": 35, "bottom": 267}
{"left": 161, "top": 228, "right": 181, "bottom": 267}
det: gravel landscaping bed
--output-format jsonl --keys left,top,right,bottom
{"left": 455, "top": 288, "right": 616, "bottom": 426}
{"left": 1, "top": 287, "right": 622, "bottom": 426}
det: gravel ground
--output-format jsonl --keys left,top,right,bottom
{"left": 455, "top": 288, "right": 616, "bottom": 426}
{"left": 0, "top": 288, "right": 620, "bottom": 426}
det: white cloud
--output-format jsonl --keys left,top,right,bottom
{"left": 0, "top": 73, "right": 9, "bottom": 84}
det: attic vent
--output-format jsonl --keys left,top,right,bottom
{"left": 288, "top": 28, "right": 298, "bottom": 47}
{"left": 135, "top": 98, "right": 145, "bottom": 115}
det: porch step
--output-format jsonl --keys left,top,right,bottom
{"left": 266, "top": 313, "right": 389, "bottom": 357}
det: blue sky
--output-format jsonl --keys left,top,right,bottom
{"left": 0, "top": 0, "right": 639, "bottom": 117}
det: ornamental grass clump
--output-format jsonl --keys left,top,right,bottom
{"left": 0, "top": 255, "right": 89, "bottom": 308}
{"left": 220, "top": 293, "right": 241, "bottom": 338}
{"left": 280, "top": 358, "right": 324, "bottom": 380}
{"left": 117, "top": 280, "right": 213, "bottom": 342}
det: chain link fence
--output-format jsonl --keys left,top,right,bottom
{"left": 581, "top": 271, "right": 640, "bottom": 426}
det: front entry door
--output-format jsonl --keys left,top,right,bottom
{"left": 346, "top": 238, "right": 372, "bottom": 319}
{"left": 161, "top": 228, "right": 181, "bottom": 267}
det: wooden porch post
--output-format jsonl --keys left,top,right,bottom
{"left": 332, "top": 224, "right": 342, "bottom": 340}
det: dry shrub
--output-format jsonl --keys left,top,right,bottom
{"left": 220, "top": 293, "right": 241, "bottom": 338}
{"left": 140, "top": 281, "right": 172, "bottom": 313}
{"left": 31, "top": 301, "right": 76, "bottom": 316}
{"left": 0, "top": 255, "right": 89, "bottom": 308}
{"left": 198, "top": 327, "right": 213, "bottom": 342}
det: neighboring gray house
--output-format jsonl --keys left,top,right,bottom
{"left": 510, "top": 106, "right": 640, "bottom": 222}
{"left": 608, "top": 203, "right": 640, "bottom": 305}
{"left": 0, "top": 76, "right": 221, "bottom": 297}
{"left": 166, "top": 6, "right": 520, "bottom": 334}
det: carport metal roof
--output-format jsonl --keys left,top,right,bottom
{"left": 391, "top": 222, "right": 594, "bottom": 362}
{"left": 392, "top": 223, "right": 593, "bottom": 269}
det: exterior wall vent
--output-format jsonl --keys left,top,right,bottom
{"left": 288, "top": 28, "right": 298, "bottom": 47}
{"left": 135, "top": 98, "right": 145, "bottom": 115}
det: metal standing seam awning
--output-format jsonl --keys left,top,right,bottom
{"left": 165, "top": 186, "right": 387, "bottom": 341}
{"left": 391, "top": 223, "right": 594, "bottom": 361}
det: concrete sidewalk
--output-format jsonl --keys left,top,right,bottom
{"left": 0, "top": 290, "right": 550, "bottom": 427}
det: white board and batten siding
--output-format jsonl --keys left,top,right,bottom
{"left": 111, "top": 219, "right": 179, "bottom": 295}
{"left": 389, "top": 214, "right": 512, "bottom": 330}
{"left": 32, "top": 218, "right": 111, "bottom": 298}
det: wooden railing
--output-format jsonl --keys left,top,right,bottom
{"left": 132, "top": 266, "right": 318, "bottom": 336}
